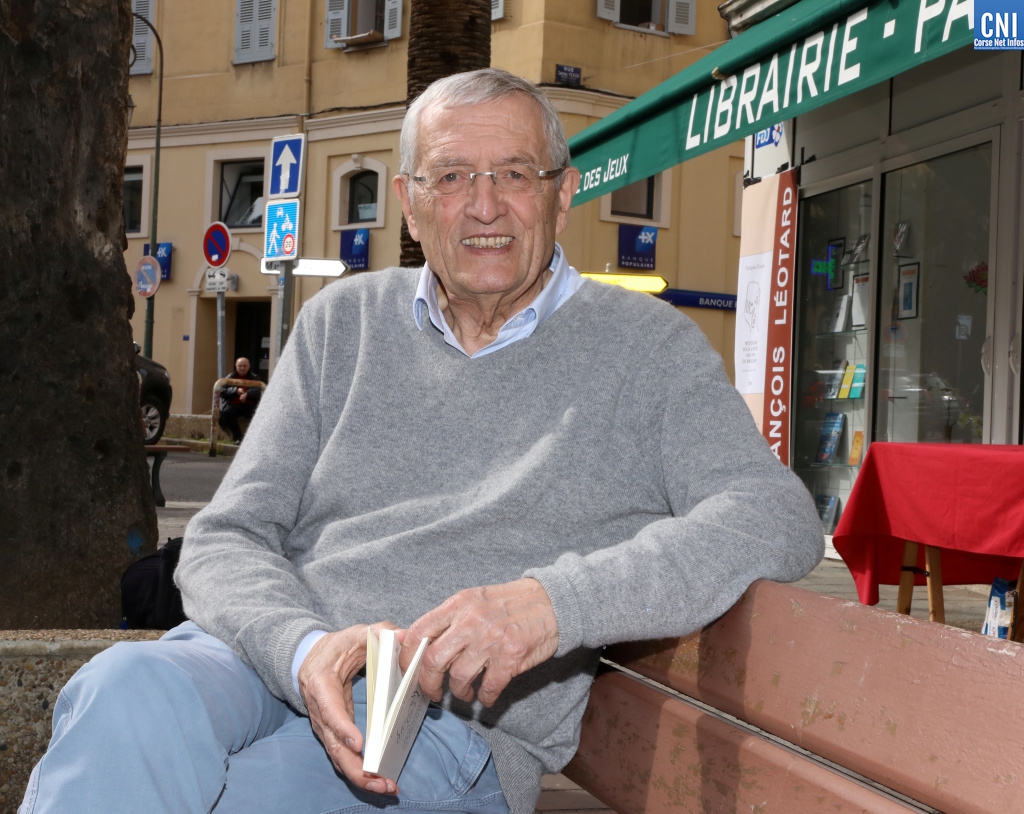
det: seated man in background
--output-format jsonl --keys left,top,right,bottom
{"left": 217, "top": 356, "right": 262, "bottom": 444}
{"left": 21, "top": 69, "right": 823, "bottom": 814}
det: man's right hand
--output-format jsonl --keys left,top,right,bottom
{"left": 298, "top": 623, "right": 399, "bottom": 795}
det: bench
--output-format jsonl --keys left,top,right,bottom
{"left": 564, "top": 579, "right": 1024, "bottom": 812}
{"left": 144, "top": 444, "right": 191, "bottom": 507}
{"left": 5, "top": 583, "right": 1020, "bottom": 812}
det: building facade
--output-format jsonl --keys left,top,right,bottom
{"left": 126, "top": 0, "right": 745, "bottom": 415}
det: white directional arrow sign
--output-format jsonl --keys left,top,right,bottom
{"left": 269, "top": 135, "right": 306, "bottom": 199}
{"left": 276, "top": 144, "right": 297, "bottom": 193}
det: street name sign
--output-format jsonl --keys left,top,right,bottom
{"left": 134, "top": 255, "right": 161, "bottom": 298}
{"left": 264, "top": 198, "right": 300, "bottom": 261}
{"left": 203, "top": 222, "right": 231, "bottom": 268}
{"left": 269, "top": 135, "right": 306, "bottom": 199}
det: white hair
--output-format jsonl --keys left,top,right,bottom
{"left": 399, "top": 69, "right": 571, "bottom": 184}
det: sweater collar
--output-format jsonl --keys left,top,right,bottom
{"left": 413, "top": 242, "right": 581, "bottom": 357}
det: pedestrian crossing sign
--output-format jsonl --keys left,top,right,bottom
{"left": 264, "top": 198, "right": 300, "bottom": 261}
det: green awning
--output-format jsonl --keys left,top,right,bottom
{"left": 568, "top": 0, "right": 974, "bottom": 206}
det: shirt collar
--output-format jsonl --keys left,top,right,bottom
{"left": 413, "top": 242, "right": 574, "bottom": 339}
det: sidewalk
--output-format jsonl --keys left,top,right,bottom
{"left": 156, "top": 504, "right": 991, "bottom": 812}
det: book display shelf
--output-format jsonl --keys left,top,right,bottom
{"left": 791, "top": 181, "right": 873, "bottom": 535}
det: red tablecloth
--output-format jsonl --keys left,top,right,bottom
{"left": 832, "top": 442, "right": 1024, "bottom": 605}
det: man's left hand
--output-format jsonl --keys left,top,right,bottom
{"left": 401, "top": 578, "right": 558, "bottom": 708}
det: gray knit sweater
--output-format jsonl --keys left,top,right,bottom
{"left": 177, "top": 268, "right": 823, "bottom": 814}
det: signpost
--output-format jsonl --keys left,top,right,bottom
{"left": 202, "top": 222, "right": 233, "bottom": 378}
{"left": 265, "top": 134, "right": 307, "bottom": 365}
{"left": 134, "top": 255, "right": 162, "bottom": 299}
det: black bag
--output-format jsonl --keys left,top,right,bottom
{"left": 120, "top": 537, "right": 189, "bottom": 630}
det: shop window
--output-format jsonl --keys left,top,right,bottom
{"left": 220, "top": 160, "right": 265, "bottom": 229}
{"left": 235, "top": 0, "right": 277, "bottom": 64}
{"left": 332, "top": 156, "right": 388, "bottom": 230}
{"left": 599, "top": 168, "right": 671, "bottom": 228}
{"left": 325, "top": 0, "right": 402, "bottom": 48}
{"left": 130, "top": 0, "right": 154, "bottom": 75}
{"left": 596, "top": 0, "right": 695, "bottom": 35}
{"left": 124, "top": 167, "right": 144, "bottom": 234}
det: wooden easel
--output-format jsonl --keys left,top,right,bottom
{"left": 897, "top": 540, "right": 1024, "bottom": 641}
{"left": 896, "top": 541, "right": 945, "bottom": 623}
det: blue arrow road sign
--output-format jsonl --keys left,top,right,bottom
{"left": 269, "top": 135, "right": 306, "bottom": 199}
{"left": 264, "top": 198, "right": 300, "bottom": 261}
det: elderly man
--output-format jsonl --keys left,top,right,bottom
{"left": 21, "top": 69, "right": 822, "bottom": 814}
{"left": 217, "top": 357, "right": 262, "bottom": 444}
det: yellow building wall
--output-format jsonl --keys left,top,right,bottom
{"left": 128, "top": 0, "right": 745, "bottom": 413}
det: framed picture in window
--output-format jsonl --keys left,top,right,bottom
{"left": 897, "top": 262, "right": 919, "bottom": 319}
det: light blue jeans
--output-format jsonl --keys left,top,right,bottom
{"left": 20, "top": 622, "right": 510, "bottom": 814}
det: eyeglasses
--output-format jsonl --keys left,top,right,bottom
{"left": 408, "top": 165, "right": 565, "bottom": 197}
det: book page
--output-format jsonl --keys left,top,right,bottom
{"left": 375, "top": 636, "right": 430, "bottom": 780}
{"left": 364, "top": 628, "right": 402, "bottom": 769}
{"left": 365, "top": 628, "right": 379, "bottom": 739}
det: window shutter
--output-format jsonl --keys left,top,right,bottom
{"left": 491, "top": 0, "right": 504, "bottom": 21}
{"left": 383, "top": 0, "right": 402, "bottom": 40}
{"left": 595, "top": 0, "right": 619, "bottom": 23}
{"left": 256, "top": 0, "right": 276, "bottom": 53}
{"left": 235, "top": 0, "right": 255, "bottom": 61}
{"left": 325, "top": 0, "right": 349, "bottom": 48}
{"left": 236, "top": 0, "right": 276, "bottom": 63}
{"left": 666, "top": 0, "right": 695, "bottom": 35}
{"left": 130, "top": 0, "right": 153, "bottom": 75}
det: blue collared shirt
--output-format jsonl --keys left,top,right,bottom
{"left": 413, "top": 242, "right": 583, "bottom": 357}
{"left": 289, "top": 243, "right": 583, "bottom": 696}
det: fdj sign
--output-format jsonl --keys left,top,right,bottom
{"left": 754, "top": 123, "right": 783, "bottom": 149}
{"left": 975, "top": 2, "right": 1024, "bottom": 50}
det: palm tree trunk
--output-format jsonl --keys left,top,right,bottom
{"left": 400, "top": 0, "right": 492, "bottom": 268}
{"left": 0, "top": 0, "right": 158, "bottom": 627}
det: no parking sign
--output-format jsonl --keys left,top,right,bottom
{"left": 134, "top": 255, "right": 161, "bottom": 298}
{"left": 203, "top": 222, "right": 232, "bottom": 268}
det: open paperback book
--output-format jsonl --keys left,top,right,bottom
{"left": 363, "top": 628, "right": 431, "bottom": 779}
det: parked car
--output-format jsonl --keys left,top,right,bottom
{"left": 135, "top": 344, "right": 172, "bottom": 444}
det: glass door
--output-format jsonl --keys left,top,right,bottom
{"left": 792, "top": 181, "right": 873, "bottom": 534}
{"left": 875, "top": 144, "right": 992, "bottom": 445}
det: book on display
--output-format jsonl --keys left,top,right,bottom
{"left": 815, "top": 413, "right": 845, "bottom": 464}
{"left": 848, "top": 430, "right": 864, "bottom": 466}
{"left": 822, "top": 360, "right": 847, "bottom": 400}
{"left": 837, "top": 364, "right": 856, "bottom": 399}
{"left": 848, "top": 364, "right": 867, "bottom": 399}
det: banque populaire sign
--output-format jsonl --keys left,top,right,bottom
{"left": 569, "top": 0, "right": 974, "bottom": 206}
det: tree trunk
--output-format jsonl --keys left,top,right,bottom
{"left": 0, "top": 0, "right": 158, "bottom": 628}
{"left": 400, "top": 0, "right": 492, "bottom": 268}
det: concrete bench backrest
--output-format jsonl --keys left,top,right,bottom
{"left": 566, "top": 579, "right": 1024, "bottom": 814}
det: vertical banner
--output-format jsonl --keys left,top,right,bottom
{"left": 734, "top": 168, "right": 798, "bottom": 464}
